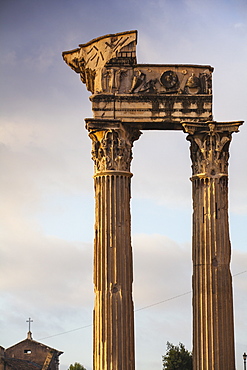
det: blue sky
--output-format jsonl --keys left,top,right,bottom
{"left": 1, "top": 1, "right": 247, "bottom": 369}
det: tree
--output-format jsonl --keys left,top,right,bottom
{"left": 68, "top": 363, "right": 86, "bottom": 370}
{"left": 162, "top": 341, "right": 193, "bottom": 370}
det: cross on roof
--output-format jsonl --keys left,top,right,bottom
{"left": 26, "top": 317, "right": 33, "bottom": 333}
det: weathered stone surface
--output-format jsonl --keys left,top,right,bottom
{"left": 86, "top": 119, "right": 141, "bottom": 370}
{"left": 62, "top": 31, "right": 137, "bottom": 94}
{"left": 86, "top": 119, "right": 141, "bottom": 174}
{"left": 183, "top": 121, "right": 243, "bottom": 370}
{"left": 63, "top": 31, "right": 213, "bottom": 129}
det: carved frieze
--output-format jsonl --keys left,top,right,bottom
{"left": 62, "top": 31, "right": 213, "bottom": 128}
{"left": 63, "top": 34, "right": 213, "bottom": 96}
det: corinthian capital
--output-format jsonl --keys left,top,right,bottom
{"left": 183, "top": 121, "right": 243, "bottom": 178}
{"left": 86, "top": 119, "right": 141, "bottom": 175}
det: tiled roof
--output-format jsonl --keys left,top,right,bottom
{"left": 4, "top": 357, "right": 42, "bottom": 370}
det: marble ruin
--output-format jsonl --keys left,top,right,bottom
{"left": 63, "top": 30, "right": 243, "bottom": 370}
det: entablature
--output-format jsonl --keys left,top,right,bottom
{"left": 63, "top": 30, "right": 214, "bottom": 128}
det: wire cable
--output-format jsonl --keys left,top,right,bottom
{"left": 135, "top": 291, "right": 192, "bottom": 312}
{"left": 38, "top": 269, "right": 246, "bottom": 340}
{"left": 38, "top": 325, "right": 92, "bottom": 340}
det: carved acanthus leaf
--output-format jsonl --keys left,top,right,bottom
{"left": 89, "top": 126, "right": 141, "bottom": 174}
{"left": 187, "top": 127, "right": 232, "bottom": 177}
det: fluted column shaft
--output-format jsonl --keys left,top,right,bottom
{"left": 86, "top": 119, "right": 141, "bottom": 370}
{"left": 184, "top": 122, "right": 241, "bottom": 370}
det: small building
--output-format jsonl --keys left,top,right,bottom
{"left": 0, "top": 330, "right": 63, "bottom": 370}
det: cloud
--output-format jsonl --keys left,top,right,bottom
{"left": 133, "top": 233, "right": 192, "bottom": 369}
{"left": 0, "top": 50, "right": 17, "bottom": 67}
{"left": 132, "top": 131, "right": 192, "bottom": 208}
{"left": 23, "top": 46, "right": 57, "bottom": 72}
{"left": 0, "top": 227, "right": 93, "bottom": 308}
{"left": 234, "top": 22, "right": 245, "bottom": 28}
{"left": 133, "top": 233, "right": 192, "bottom": 307}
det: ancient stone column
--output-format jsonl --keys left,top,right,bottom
{"left": 183, "top": 121, "right": 242, "bottom": 370}
{"left": 85, "top": 119, "right": 141, "bottom": 370}
{"left": 63, "top": 30, "right": 244, "bottom": 370}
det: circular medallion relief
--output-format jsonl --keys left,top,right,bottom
{"left": 160, "top": 70, "right": 178, "bottom": 88}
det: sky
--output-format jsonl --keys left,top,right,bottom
{"left": 0, "top": 0, "right": 246, "bottom": 369}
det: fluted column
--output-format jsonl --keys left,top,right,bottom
{"left": 183, "top": 122, "right": 242, "bottom": 370}
{"left": 86, "top": 119, "right": 141, "bottom": 370}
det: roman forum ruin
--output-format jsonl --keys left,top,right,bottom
{"left": 62, "top": 31, "right": 243, "bottom": 370}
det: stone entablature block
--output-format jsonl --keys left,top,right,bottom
{"left": 63, "top": 31, "right": 213, "bottom": 130}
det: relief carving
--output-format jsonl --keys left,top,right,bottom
{"left": 185, "top": 73, "right": 201, "bottom": 95}
{"left": 102, "top": 68, "right": 131, "bottom": 93}
{"left": 200, "top": 71, "right": 212, "bottom": 94}
{"left": 63, "top": 31, "right": 214, "bottom": 125}
{"left": 130, "top": 70, "right": 158, "bottom": 93}
{"left": 63, "top": 31, "right": 214, "bottom": 100}
{"left": 102, "top": 70, "right": 112, "bottom": 92}
{"left": 160, "top": 70, "right": 178, "bottom": 90}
